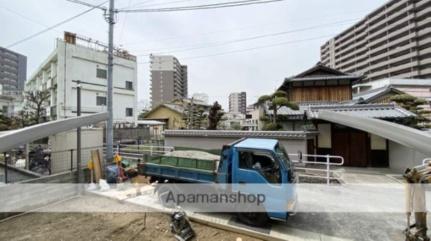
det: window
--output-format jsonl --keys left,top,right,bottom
{"left": 126, "top": 108, "right": 133, "bottom": 117}
{"left": 96, "top": 96, "right": 106, "bottom": 106}
{"left": 238, "top": 150, "right": 280, "bottom": 184}
{"left": 125, "top": 81, "right": 133, "bottom": 90}
{"left": 96, "top": 68, "right": 107, "bottom": 79}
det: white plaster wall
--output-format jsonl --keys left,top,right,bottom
{"left": 26, "top": 39, "right": 137, "bottom": 123}
{"left": 389, "top": 140, "right": 429, "bottom": 173}
{"left": 49, "top": 128, "right": 103, "bottom": 174}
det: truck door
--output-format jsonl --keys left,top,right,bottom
{"left": 232, "top": 148, "right": 288, "bottom": 219}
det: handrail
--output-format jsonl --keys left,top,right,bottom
{"left": 289, "top": 153, "right": 344, "bottom": 184}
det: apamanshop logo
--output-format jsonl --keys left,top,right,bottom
{"left": 165, "top": 190, "right": 266, "bottom": 206}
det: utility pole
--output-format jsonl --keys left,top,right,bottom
{"left": 76, "top": 81, "right": 82, "bottom": 183}
{"left": 105, "top": 0, "right": 115, "bottom": 165}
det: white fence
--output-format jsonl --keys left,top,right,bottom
{"left": 289, "top": 153, "right": 344, "bottom": 184}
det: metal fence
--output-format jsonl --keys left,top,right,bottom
{"left": 289, "top": 153, "right": 345, "bottom": 184}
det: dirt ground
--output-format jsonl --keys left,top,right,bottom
{"left": 0, "top": 195, "right": 261, "bottom": 241}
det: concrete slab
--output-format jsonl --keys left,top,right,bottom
{"left": 334, "top": 167, "right": 403, "bottom": 184}
{"left": 89, "top": 185, "right": 417, "bottom": 241}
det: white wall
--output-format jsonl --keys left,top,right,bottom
{"left": 49, "top": 128, "right": 103, "bottom": 174}
{"left": 389, "top": 140, "right": 429, "bottom": 173}
{"left": 26, "top": 39, "right": 137, "bottom": 123}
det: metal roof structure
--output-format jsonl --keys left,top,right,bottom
{"left": 318, "top": 111, "right": 431, "bottom": 156}
{"left": 234, "top": 138, "right": 278, "bottom": 150}
{"left": 0, "top": 112, "right": 108, "bottom": 153}
{"left": 135, "top": 120, "right": 165, "bottom": 125}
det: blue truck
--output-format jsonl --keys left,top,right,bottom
{"left": 139, "top": 138, "right": 297, "bottom": 226}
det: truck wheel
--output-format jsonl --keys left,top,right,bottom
{"left": 237, "top": 212, "right": 269, "bottom": 227}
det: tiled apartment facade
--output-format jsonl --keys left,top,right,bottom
{"left": 321, "top": 0, "right": 431, "bottom": 82}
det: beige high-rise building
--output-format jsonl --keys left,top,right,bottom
{"left": 150, "top": 55, "right": 188, "bottom": 107}
{"left": 321, "top": 0, "right": 431, "bottom": 82}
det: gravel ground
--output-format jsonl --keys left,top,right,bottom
{"left": 164, "top": 151, "right": 220, "bottom": 161}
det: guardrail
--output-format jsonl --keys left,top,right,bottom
{"left": 288, "top": 153, "right": 344, "bottom": 184}
{"left": 116, "top": 144, "right": 174, "bottom": 156}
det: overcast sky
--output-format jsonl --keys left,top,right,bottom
{"left": 0, "top": 0, "right": 387, "bottom": 110}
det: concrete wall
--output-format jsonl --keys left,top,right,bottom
{"left": 165, "top": 131, "right": 310, "bottom": 155}
{"left": 389, "top": 140, "right": 429, "bottom": 173}
{"left": 49, "top": 128, "right": 103, "bottom": 174}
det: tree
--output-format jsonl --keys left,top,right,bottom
{"left": 12, "top": 108, "right": 32, "bottom": 128}
{"left": 390, "top": 94, "right": 431, "bottom": 129}
{"left": 257, "top": 90, "right": 298, "bottom": 126}
{"left": 207, "top": 101, "right": 224, "bottom": 130}
{"left": 0, "top": 111, "right": 12, "bottom": 131}
{"left": 138, "top": 109, "right": 149, "bottom": 120}
{"left": 25, "top": 90, "right": 51, "bottom": 124}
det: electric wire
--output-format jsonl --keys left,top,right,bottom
{"left": 6, "top": 1, "right": 107, "bottom": 48}
{"left": 138, "top": 33, "right": 335, "bottom": 64}
{"left": 120, "top": 0, "right": 284, "bottom": 13}
{"left": 133, "top": 19, "right": 358, "bottom": 56}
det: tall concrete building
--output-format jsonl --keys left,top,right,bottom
{"left": 321, "top": 0, "right": 431, "bottom": 82}
{"left": 0, "top": 47, "right": 26, "bottom": 116}
{"left": 229, "top": 92, "right": 247, "bottom": 114}
{"left": 25, "top": 32, "right": 137, "bottom": 123}
{"left": 150, "top": 55, "right": 188, "bottom": 107}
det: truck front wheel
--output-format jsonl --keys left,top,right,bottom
{"left": 237, "top": 212, "right": 269, "bottom": 227}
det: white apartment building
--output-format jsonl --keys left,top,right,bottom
{"left": 25, "top": 32, "right": 137, "bottom": 123}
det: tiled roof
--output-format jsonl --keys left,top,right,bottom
{"left": 307, "top": 104, "right": 415, "bottom": 119}
{"left": 352, "top": 86, "right": 403, "bottom": 102}
{"left": 164, "top": 130, "right": 318, "bottom": 139}
{"left": 264, "top": 102, "right": 415, "bottom": 119}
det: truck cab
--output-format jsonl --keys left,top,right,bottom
{"left": 216, "top": 138, "right": 297, "bottom": 225}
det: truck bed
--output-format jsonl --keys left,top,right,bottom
{"left": 139, "top": 151, "right": 219, "bottom": 183}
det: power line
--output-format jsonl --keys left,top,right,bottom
{"left": 134, "top": 19, "right": 357, "bottom": 56}
{"left": 138, "top": 33, "right": 335, "bottom": 64}
{"left": 120, "top": 8, "right": 371, "bottom": 46}
{"left": 5, "top": 1, "right": 107, "bottom": 48}
{"left": 119, "top": 0, "right": 198, "bottom": 10}
{"left": 120, "top": 0, "right": 284, "bottom": 13}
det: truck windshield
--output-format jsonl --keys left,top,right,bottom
{"left": 275, "top": 145, "right": 290, "bottom": 167}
